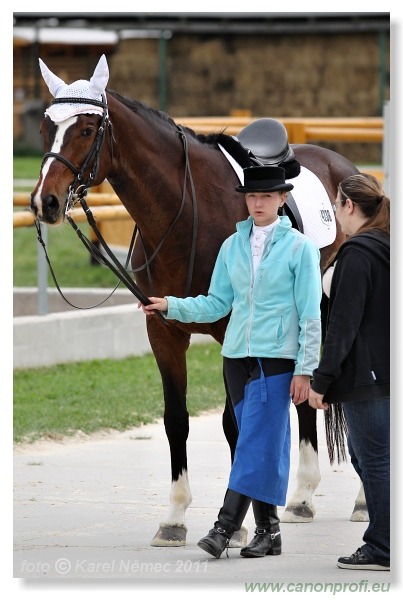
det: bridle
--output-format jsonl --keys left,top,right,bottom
{"left": 42, "top": 96, "right": 112, "bottom": 211}
{"left": 35, "top": 94, "right": 199, "bottom": 316}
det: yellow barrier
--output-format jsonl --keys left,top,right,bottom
{"left": 174, "top": 116, "right": 384, "bottom": 143}
{"left": 13, "top": 192, "right": 121, "bottom": 207}
{"left": 13, "top": 204, "right": 130, "bottom": 228}
{"left": 300, "top": 127, "right": 382, "bottom": 144}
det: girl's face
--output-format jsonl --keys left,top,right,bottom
{"left": 245, "top": 191, "right": 285, "bottom": 227}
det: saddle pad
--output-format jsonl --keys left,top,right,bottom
{"left": 286, "top": 167, "right": 336, "bottom": 249}
{"left": 218, "top": 144, "right": 336, "bottom": 249}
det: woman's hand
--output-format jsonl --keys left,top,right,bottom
{"left": 138, "top": 297, "right": 168, "bottom": 314}
{"left": 308, "top": 389, "right": 329, "bottom": 410}
{"left": 290, "top": 375, "right": 311, "bottom": 405}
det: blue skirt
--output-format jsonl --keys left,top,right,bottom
{"left": 224, "top": 357, "right": 293, "bottom": 506}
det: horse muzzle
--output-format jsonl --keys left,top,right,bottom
{"left": 30, "top": 191, "right": 66, "bottom": 225}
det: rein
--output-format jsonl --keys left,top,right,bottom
{"left": 36, "top": 96, "right": 199, "bottom": 315}
{"left": 131, "top": 125, "right": 198, "bottom": 297}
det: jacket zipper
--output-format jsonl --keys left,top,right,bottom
{"left": 246, "top": 239, "right": 254, "bottom": 355}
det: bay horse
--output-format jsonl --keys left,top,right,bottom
{"left": 30, "top": 55, "right": 366, "bottom": 547}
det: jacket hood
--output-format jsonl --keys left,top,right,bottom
{"left": 337, "top": 230, "right": 389, "bottom": 268}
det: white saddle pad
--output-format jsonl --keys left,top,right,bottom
{"left": 286, "top": 166, "right": 336, "bottom": 249}
{"left": 219, "top": 144, "right": 336, "bottom": 249}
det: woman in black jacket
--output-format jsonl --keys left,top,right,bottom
{"left": 309, "top": 173, "right": 390, "bottom": 571}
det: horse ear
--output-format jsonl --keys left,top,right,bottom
{"left": 89, "top": 54, "right": 109, "bottom": 96}
{"left": 38, "top": 58, "right": 66, "bottom": 98}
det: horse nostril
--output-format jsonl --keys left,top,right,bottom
{"left": 43, "top": 195, "right": 60, "bottom": 213}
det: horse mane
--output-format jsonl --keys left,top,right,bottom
{"left": 107, "top": 89, "right": 252, "bottom": 168}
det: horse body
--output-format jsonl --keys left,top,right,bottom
{"left": 31, "top": 56, "right": 363, "bottom": 547}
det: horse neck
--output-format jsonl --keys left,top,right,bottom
{"left": 106, "top": 94, "right": 188, "bottom": 240}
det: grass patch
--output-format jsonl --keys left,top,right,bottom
{"left": 13, "top": 156, "right": 42, "bottom": 179}
{"left": 13, "top": 342, "right": 225, "bottom": 444}
{"left": 14, "top": 223, "right": 121, "bottom": 288}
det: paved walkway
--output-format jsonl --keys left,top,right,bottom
{"left": 13, "top": 407, "right": 394, "bottom": 593}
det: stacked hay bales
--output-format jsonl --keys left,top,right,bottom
{"left": 109, "top": 31, "right": 388, "bottom": 164}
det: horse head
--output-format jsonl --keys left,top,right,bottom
{"left": 31, "top": 55, "right": 113, "bottom": 225}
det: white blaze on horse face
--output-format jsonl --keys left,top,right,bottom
{"left": 33, "top": 116, "right": 78, "bottom": 217}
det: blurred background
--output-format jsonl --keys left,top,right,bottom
{"left": 13, "top": 11, "right": 390, "bottom": 164}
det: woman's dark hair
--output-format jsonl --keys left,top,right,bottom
{"left": 338, "top": 173, "right": 390, "bottom": 236}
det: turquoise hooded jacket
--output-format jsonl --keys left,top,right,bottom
{"left": 166, "top": 215, "right": 322, "bottom": 375}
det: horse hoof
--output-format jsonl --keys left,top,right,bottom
{"left": 228, "top": 526, "right": 248, "bottom": 548}
{"left": 350, "top": 506, "right": 369, "bottom": 522}
{"left": 281, "top": 504, "right": 315, "bottom": 523}
{"left": 150, "top": 525, "right": 187, "bottom": 546}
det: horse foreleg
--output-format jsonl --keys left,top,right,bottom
{"left": 282, "top": 402, "right": 321, "bottom": 522}
{"left": 345, "top": 435, "right": 369, "bottom": 522}
{"left": 147, "top": 320, "right": 192, "bottom": 547}
{"left": 151, "top": 472, "right": 192, "bottom": 547}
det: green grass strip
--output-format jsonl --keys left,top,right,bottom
{"left": 13, "top": 343, "right": 225, "bottom": 444}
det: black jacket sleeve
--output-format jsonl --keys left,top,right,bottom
{"left": 311, "top": 245, "right": 372, "bottom": 395}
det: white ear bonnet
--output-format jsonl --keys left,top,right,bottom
{"left": 39, "top": 54, "right": 109, "bottom": 123}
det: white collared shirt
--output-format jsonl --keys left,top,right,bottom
{"left": 250, "top": 217, "right": 280, "bottom": 276}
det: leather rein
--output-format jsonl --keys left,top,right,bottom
{"left": 35, "top": 94, "right": 199, "bottom": 315}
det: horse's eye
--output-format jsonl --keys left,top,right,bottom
{"left": 82, "top": 128, "right": 94, "bottom": 138}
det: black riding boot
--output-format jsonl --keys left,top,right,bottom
{"left": 197, "top": 489, "right": 251, "bottom": 558}
{"left": 240, "top": 501, "right": 281, "bottom": 558}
